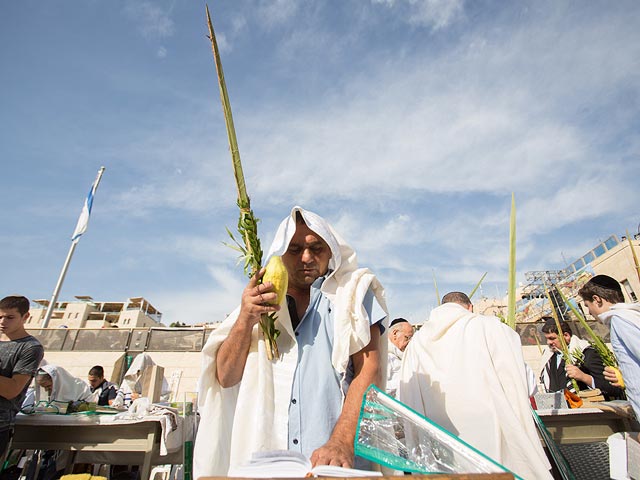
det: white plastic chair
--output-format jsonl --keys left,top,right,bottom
{"left": 149, "top": 464, "right": 172, "bottom": 480}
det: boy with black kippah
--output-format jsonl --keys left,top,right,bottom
{"left": 578, "top": 275, "right": 640, "bottom": 419}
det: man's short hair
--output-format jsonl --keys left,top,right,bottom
{"left": 578, "top": 275, "right": 624, "bottom": 305}
{"left": 441, "top": 292, "right": 472, "bottom": 308}
{"left": 389, "top": 318, "right": 409, "bottom": 332}
{"left": 89, "top": 365, "right": 105, "bottom": 377}
{"left": 541, "top": 316, "right": 572, "bottom": 336}
{"left": 0, "top": 295, "right": 30, "bottom": 316}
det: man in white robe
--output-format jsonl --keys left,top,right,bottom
{"left": 399, "top": 292, "right": 552, "bottom": 480}
{"left": 386, "top": 318, "right": 413, "bottom": 397}
{"left": 112, "top": 353, "right": 171, "bottom": 407}
{"left": 194, "top": 207, "right": 388, "bottom": 478}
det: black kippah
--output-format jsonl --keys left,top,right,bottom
{"left": 390, "top": 318, "right": 409, "bottom": 327}
{"left": 589, "top": 274, "right": 621, "bottom": 290}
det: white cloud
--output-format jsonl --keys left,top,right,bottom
{"left": 114, "top": 177, "right": 233, "bottom": 217}
{"left": 518, "top": 180, "right": 632, "bottom": 237}
{"left": 256, "top": 0, "right": 300, "bottom": 28}
{"left": 407, "top": 0, "right": 465, "bottom": 29}
{"left": 151, "top": 269, "right": 245, "bottom": 325}
{"left": 108, "top": 2, "right": 637, "bottom": 240}
{"left": 14, "top": 1, "right": 637, "bottom": 326}
{"left": 231, "top": 15, "right": 248, "bottom": 35}
{"left": 106, "top": 234, "right": 248, "bottom": 324}
{"left": 215, "top": 31, "right": 232, "bottom": 54}
{"left": 228, "top": 5, "right": 638, "bottom": 226}
{"left": 123, "top": 1, "right": 175, "bottom": 39}
{"left": 371, "top": 0, "right": 465, "bottom": 30}
{"left": 332, "top": 212, "right": 426, "bottom": 261}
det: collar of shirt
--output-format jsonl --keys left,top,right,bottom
{"left": 555, "top": 352, "right": 564, "bottom": 367}
{"left": 287, "top": 275, "right": 328, "bottom": 330}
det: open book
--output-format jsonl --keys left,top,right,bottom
{"left": 228, "top": 450, "right": 383, "bottom": 478}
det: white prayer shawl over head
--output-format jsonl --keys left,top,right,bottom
{"left": 194, "top": 206, "right": 388, "bottom": 478}
{"left": 266, "top": 207, "right": 343, "bottom": 273}
{"left": 38, "top": 364, "right": 92, "bottom": 403}
{"left": 121, "top": 352, "right": 171, "bottom": 396}
{"left": 399, "top": 303, "right": 552, "bottom": 480}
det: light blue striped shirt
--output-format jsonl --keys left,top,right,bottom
{"left": 610, "top": 313, "right": 640, "bottom": 420}
{"left": 287, "top": 276, "right": 385, "bottom": 463}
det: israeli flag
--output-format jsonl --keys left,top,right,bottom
{"left": 71, "top": 167, "right": 105, "bottom": 243}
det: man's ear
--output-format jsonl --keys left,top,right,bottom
{"left": 21, "top": 312, "right": 30, "bottom": 323}
{"left": 593, "top": 294, "right": 604, "bottom": 306}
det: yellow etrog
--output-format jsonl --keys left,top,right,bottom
{"left": 263, "top": 255, "right": 288, "bottom": 305}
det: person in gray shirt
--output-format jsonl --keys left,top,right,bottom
{"left": 0, "top": 296, "right": 44, "bottom": 461}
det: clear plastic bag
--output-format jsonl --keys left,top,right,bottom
{"left": 355, "top": 386, "right": 516, "bottom": 476}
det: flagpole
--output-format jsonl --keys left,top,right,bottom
{"left": 42, "top": 167, "right": 105, "bottom": 328}
{"left": 42, "top": 242, "right": 79, "bottom": 328}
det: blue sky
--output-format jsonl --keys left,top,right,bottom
{"left": 1, "top": 1, "right": 639, "bottom": 325}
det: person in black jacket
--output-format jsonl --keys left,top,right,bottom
{"left": 87, "top": 365, "right": 118, "bottom": 406}
{"left": 541, "top": 317, "right": 624, "bottom": 400}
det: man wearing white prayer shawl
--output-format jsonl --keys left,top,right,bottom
{"left": 386, "top": 318, "right": 413, "bottom": 398}
{"left": 399, "top": 292, "right": 552, "bottom": 480}
{"left": 112, "top": 352, "right": 171, "bottom": 407}
{"left": 36, "top": 364, "right": 93, "bottom": 403}
{"left": 194, "top": 207, "right": 388, "bottom": 478}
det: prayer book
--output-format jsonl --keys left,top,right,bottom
{"left": 578, "top": 388, "right": 605, "bottom": 402}
{"left": 93, "top": 405, "right": 121, "bottom": 414}
{"left": 581, "top": 395, "right": 606, "bottom": 403}
{"left": 228, "top": 450, "right": 383, "bottom": 478}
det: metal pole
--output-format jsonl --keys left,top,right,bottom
{"left": 41, "top": 241, "right": 78, "bottom": 328}
{"left": 41, "top": 167, "right": 105, "bottom": 328}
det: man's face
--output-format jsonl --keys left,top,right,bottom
{"left": 391, "top": 323, "right": 414, "bottom": 351}
{"left": 282, "top": 222, "right": 332, "bottom": 291}
{"left": 544, "top": 331, "right": 571, "bottom": 353}
{"left": 0, "top": 307, "right": 29, "bottom": 337}
{"left": 88, "top": 375, "right": 103, "bottom": 389}
{"left": 583, "top": 296, "right": 609, "bottom": 320}
{"left": 37, "top": 375, "right": 53, "bottom": 394}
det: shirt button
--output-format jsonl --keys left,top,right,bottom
{"left": 291, "top": 398, "right": 297, "bottom": 404}
{"left": 295, "top": 332, "right": 299, "bottom": 336}
{"left": 293, "top": 439, "right": 298, "bottom": 445}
